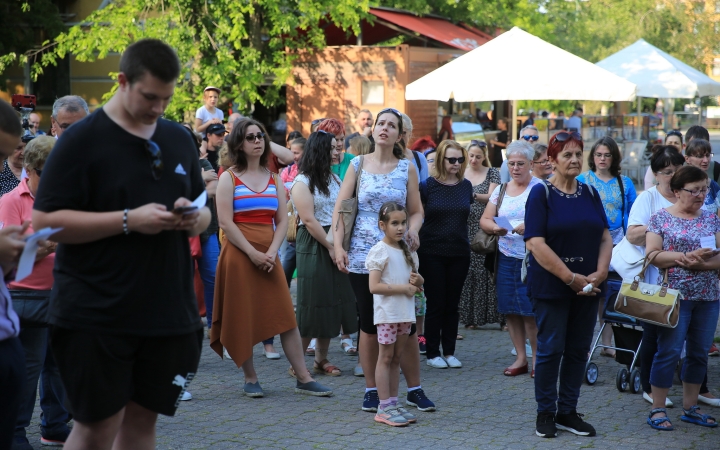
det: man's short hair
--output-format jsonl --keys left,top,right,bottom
{"left": 52, "top": 95, "right": 90, "bottom": 120}
{"left": 685, "top": 125, "right": 709, "bottom": 143}
{"left": 0, "top": 99, "right": 22, "bottom": 137}
{"left": 120, "top": 39, "right": 181, "bottom": 84}
{"left": 357, "top": 109, "right": 372, "bottom": 118}
{"left": 519, "top": 125, "right": 538, "bottom": 136}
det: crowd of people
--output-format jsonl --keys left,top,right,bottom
{"left": 0, "top": 37, "right": 719, "bottom": 450}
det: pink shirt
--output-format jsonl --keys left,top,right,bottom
{"left": 0, "top": 178, "right": 55, "bottom": 290}
{"left": 281, "top": 164, "right": 299, "bottom": 196}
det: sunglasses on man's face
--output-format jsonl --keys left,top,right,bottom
{"left": 522, "top": 135, "right": 539, "bottom": 142}
{"left": 145, "top": 140, "right": 163, "bottom": 180}
{"left": 470, "top": 139, "right": 487, "bottom": 148}
{"left": 244, "top": 132, "right": 265, "bottom": 143}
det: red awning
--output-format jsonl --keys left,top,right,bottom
{"left": 369, "top": 8, "right": 491, "bottom": 51}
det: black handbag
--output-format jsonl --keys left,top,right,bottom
{"left": 10, "top": 289, "right": 51, "bottom": 327}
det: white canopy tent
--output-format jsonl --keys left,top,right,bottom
{"left": 405, "top": 27, "right": 637, "bottom": 139}
{"left": 596, "top": 39, "right": 720, "bottom": 134}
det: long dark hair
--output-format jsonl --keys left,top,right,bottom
{"left": 223, "top": 118, "right": 271, "bottom": 172}
{"left": 378, "top": 201, "right": 416, "bottom": 272}
{"left": 373, "top": 109, "right": 405, "bottom": 160}
{"left": 298, "top": 131, "right": 335, "bottom": 196}
{"left": 588, "top": 136, "right": 622, "bottom": 177}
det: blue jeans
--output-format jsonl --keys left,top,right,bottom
{"left": 496, "top": 252, "right": 533, "bottom": 316}
{"left": 15, "top": 327, "right": 69, "bottom": 439}
{"left": 532, "top": 296, "right": 599, "bottom": 414}
{"left": 198, "top": 234, "right": 220, "bottom": 329}
{"left": 280, "top": 239, "right": 296, "bottom": 287}
{"left": 649, "top": 300, "right": 719, "bottom": 389}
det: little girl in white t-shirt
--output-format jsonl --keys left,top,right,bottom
{"left": 365, "top": 202, "right": 424, "bottom": 427}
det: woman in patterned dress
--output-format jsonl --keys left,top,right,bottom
{"left": 459, "top": 140, "right": 502, "bottom": 329}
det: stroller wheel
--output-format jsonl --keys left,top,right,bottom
{"left": 630, "top": 368, "right": 641, "bottom": 394}
{"left": 585, "top": 362, "right": 598, "bottom": 385}
{"left": 616, "top": 368, "right": 629, "bottom": 392}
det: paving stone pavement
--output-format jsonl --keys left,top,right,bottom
{"left": 24, "top": 321, "right": 720, "bottom": 449}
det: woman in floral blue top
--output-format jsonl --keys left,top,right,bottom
{"left": 645, "top": 166, "right": 720, "bottom": 430}
{"left": 577, "top": 137, "right": 637, "bottom": 358}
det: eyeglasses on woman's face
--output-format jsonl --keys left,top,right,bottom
{"left": 680, "top": 187, "right": 709, "bottom": 197}
{"left": 594, "top": 152, "right": 612, "bottom": 159}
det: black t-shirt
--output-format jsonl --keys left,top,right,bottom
{"left": 491, "top": 130, "right": 507, "bottom": 167}
{"left": 34, "top": 109, "right": 205, "bottom": 336}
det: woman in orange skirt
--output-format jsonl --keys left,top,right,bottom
{"left": 211, "top": 118, "right": 332, "bottom": 398}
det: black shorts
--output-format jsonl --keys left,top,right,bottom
{"left": 50, "top": 326, "right": 203, "bottom": 423}
{"left": 348, "top": 272, "right": 416, "bottom": 336}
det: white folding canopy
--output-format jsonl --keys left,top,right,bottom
{"left": 596, "top": 39, "right": 720, "bottom": 99}
{"left": 405, "top": 27, "right": 637, "bottom": 102}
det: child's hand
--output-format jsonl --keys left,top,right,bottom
{"left": 404, "top": 284, "right": 420, "bottom": 297}
{"left": 409, "top": 272, "right": 424, "bottom": 288}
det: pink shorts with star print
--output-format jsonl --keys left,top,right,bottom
{"left": 376, "top": 322, "right": 413, "bottom": 344}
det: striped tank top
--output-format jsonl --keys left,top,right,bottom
{"left": 231, "top": 171, "right": 278, "bottom": 224}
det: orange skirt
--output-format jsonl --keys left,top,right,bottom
{"left": 210, "top": 223, "right": 296, "bottom": 367}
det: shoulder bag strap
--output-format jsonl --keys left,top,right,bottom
{"left": 353, "top": 156, "right": 364, "bottom": 197}
{"left": 616, "top": 175, "right": 626, "bottom": 232}
{"left": 412, "top": 150, "right": 421, "bottom": 170}
{"left": 495, "top": 183, "right": 508, "bottom": 217}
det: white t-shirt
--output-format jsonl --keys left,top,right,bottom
{"left": 195, "top": 106, "right": 224, "bottom": 137}
{"left": 489, "top": 177, "right": 543, "bottom": 259}
{"left": 627, "top": 186, "right": 673, "bottom": 283}
{"left": 365, "top": 241, "right": 418, "bottom": 325}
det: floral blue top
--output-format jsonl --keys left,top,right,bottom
{"left": 576, "top": 171, "right": 637, "bottom": 244}
{"left": 347, "top": 156, "right": 410, "bottom": 274}
{"left": 646, "top": 209, "right": 720, "bottom": 301}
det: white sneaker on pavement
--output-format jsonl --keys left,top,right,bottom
{"left": 642, "top": 391, "right": 674, "bottom": 407}
{"left": 223, "top": 348, "right": 233, "bottom": 360}
{"left": 510, "top": 340, "right": 533, "bottom": 357}
{"left": 426, "top": 356, "right": 449, "bottom": 369}
{"left": 444, "top": 355, "right": 462, "bottom": 368}
{"left": 181, "top": 391, "right": 192, "bottom": 401}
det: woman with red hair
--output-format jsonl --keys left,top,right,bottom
{"left": 437, "top": 116, "right": 454, "bottom": 144}
{"left": 409, "top": 136, "right": 436, "bottom": 154}
{"left": 317, "top": 119, "right": 354, "bottom": 181}
{"left": 524, "top": 131, "right": 612, "bottom": 438}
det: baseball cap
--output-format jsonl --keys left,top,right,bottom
{"left": 204, "top": 86, "right": 221, "bottom": 94}
{"left": 206, "top": 123, "right": 226, "bottom": 135}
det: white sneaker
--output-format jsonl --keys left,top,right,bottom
{"left": 642, "top": 391, "right": 674, "bottom": 407}
{"left": 223, "top": 348, "right": 233, "bottom": 360}
{"left": 510, "top": 340, "right": 533, "bottom": 357}
{"left": 180, "top": 391, "right": 192, "bottom": 401}
{"left": 426, "top": 356, "right": 449, "bottom": 369}
{"left": 444, "top": 355, "right": 462, "bottom": 368}
{"left": 698, "top": 395, "right": 720, "bottom": 407}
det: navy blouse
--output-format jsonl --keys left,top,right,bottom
{"left": 524, "top": 180, "right": 609, "bottom": 300}
{"left": 418, "top": 177, "right": 474, "bottom": 257}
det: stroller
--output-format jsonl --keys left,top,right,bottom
{"left": 584, "top": 272, "right": 644, "bottom": 393}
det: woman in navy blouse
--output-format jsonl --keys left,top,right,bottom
{"left": 525, "top": 131, "right": 613, "bottom": 439}
{"left": 418, "top": 140, "right": 474, "bottom": 369}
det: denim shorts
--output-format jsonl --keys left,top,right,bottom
{"left": 496, "top": 252, "right": 534, "bottom": 316}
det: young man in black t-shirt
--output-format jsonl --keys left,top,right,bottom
{"left": 33, "top": 39, "right": 211, "bottom": 449}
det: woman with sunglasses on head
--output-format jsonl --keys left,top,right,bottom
{"left": 577, "top": 137, "right": 637, "bottom": 358}
{"left": 480, "top": 140, "right": 543, "bottom": 377}
{"left": 211, "top": 118, "right": 332, "bottom": 398}
{"left": 524, "top": 131, "right": 612, "bottom": 438}
{"left": 459, "top": 140, "right": 502, "bottom": 331}
{"left": 332, "top": 108, "right": 435, "bottom": 415}
{"left": 645, "top": 131, "right": 683, "bottom": 189}
{"left": 531, "top": 144, "right": 553, "bottom": 180}
{"left": 419, "top": 140, "right": 474, "bottom": 369}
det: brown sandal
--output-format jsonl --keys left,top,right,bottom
{"left": 288, "top": 366, "right": 297, "bottom": 378}
{"left": 313, "top": 359, "right": 341, "bottom": 376}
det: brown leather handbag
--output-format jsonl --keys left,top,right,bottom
{"left": 327, "top": 156, "right": 364, "bottom": 251}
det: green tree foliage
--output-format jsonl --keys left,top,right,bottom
{"left": 2, "top": 0, "right": 369, "bottom": 121}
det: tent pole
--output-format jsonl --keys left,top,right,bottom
{"left": 635, "top": 96, "right": 642, "bottom": 140}
{"left": 510, "top": 100, "right": 517, "bottom": 143}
